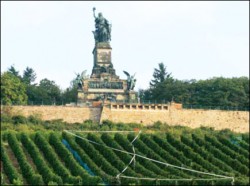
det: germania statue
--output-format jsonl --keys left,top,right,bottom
{"left": 92, "top": 7, "right": 112, "bottom": 43}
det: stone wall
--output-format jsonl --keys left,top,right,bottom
{"left": 9, "top": 106, "right": 102, "bottom": 123}
{"left": 100, "top": 105, "right": 249, "bottom": 133}
{"left": 5, "top": 105, "right": 249, "bottom": 133}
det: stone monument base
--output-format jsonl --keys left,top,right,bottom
{"left": 76, "top": 40, "right": 137, "bottom": 104}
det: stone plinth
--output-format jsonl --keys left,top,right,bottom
{"left": 78, "top": 41, "right": 135, "bottom": 103}
{"left": 128, "top": 91, "right": 136, "bottom": 102}
{"left": 91, "top": 42, "right": 118, "bottom": 79}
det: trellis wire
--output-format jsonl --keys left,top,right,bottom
{"left": 64, "top": 130, "right": 234, "bottom": 184}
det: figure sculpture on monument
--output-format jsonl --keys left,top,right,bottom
{"left": 73, "top": 70, "right": 89, "bottom": 89}
{"left": 73, "top": 73, "right": 82, "bottom": 89}
{"left": 123, "top": 71, "right": 137, "bottom": 91}
{"left": 92, "top": 7, "right": 112, "bottom": 43}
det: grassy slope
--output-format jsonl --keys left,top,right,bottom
{"left": 1, "top": 118, "right": 249, "bottom": 185}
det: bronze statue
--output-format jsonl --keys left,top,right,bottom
{"left": 92, "top": 7, "right": 112, "bottom": 43}
{"left": 123, "top": 71, "right": 136, "bottom": 91}
{"left": 72, "top": 70, "right": 89, "bottom": 89}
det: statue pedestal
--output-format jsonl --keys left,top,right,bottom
{"left": 77, "top": 41, "right": 136, "bottom": 104}
{"left": 91, "top": 42, "right": 119, "bottom": 79}
{"left": 128, "top": 91, "right": 136, "bottom": 103}
{"left": 77, "top": 90, "right": 85, "bottom": 106}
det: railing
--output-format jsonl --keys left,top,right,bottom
{"left": 1, "top": 100, "right": 249, "bottom": 111}
{"left": 182, "top": 104, "right": 249, "bottom": 111}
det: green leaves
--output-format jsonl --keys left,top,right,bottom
{"left": 143, "top": 70, "right": 249, "bottom": 108}
{"left": 1, "top": 144, "right": 22, "bottom": 184}
{"left": 34, "top": 132, "right": 74, "bottom": 182}
{"left": 75, "top": 133, "right": 119, "bottom": 177}
{"left": 20, "top": 133, "right": 63, "bottom": 185}
{"left": 150, "top": 62, "right": 173, "bottom": 88}
{"left": 7, "top": 132, "right": 44, "bottom": 185}
{"left": 2, "top": 65, "right": 65, "bottom": 105}
{"left": 1, "top": 72, "right": 28, "bottom": 105}
{"left": 1, "top": 131, "right": 249, "bottom": 185}
{"left": 22, "top": 67, "right": 37, "bottom": 85}
{"left": 49, "top": 133, "right": 102, "bottom": 185}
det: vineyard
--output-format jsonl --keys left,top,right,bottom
{"left": 1, "top": 129, "right": 249, "bottom": 185}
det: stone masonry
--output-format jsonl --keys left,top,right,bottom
{"left": 5, "top": 105, "right": 249, "bottom": 133}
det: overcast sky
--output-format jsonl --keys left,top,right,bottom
{"left": 1, "top": 1, "right": 249, "bottom": 90}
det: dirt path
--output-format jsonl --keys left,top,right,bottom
{"left": 5, "top": 145, "right": 27, "bottom": 185}
{"left": 20, "top": 143, "right": 40, "bottom": 174}
{"left": 1, "top": 160, "right": 10, "bottom": 184}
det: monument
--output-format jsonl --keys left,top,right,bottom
{"left": 75, "top": 8, "right": 137, "bottom": 106}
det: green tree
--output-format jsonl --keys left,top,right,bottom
{"left": 149, "top": 79, "right": 186, "bottom": 103}
{"left": 138, "top": 88, "right": 152, "bottom": 102}
{"left": 22, "top": 67, "right": 37, "bottom": 85}
{"left": 184, "top": 77, "right": 249, "bottom": 108}
{"left": 144, "top": 70, "right": 249, "bottom": 108}
{"left": 150, "top": 62, "right": 173, "bottom": 88}
{"left": 38, "top": 78, "right": 62, "bottom": 105}
{"left": 1, "top": 72, "right": 27, "bottom": 105}
{"left": 21, "top": 67, "right": 38, "bottom": 104}
{"left": 61, "top": 84, "right": 78, "bottom": 104}
{"left": 7, "top": 65, "right": 21, "bottom": 79}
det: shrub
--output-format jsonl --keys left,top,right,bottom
{"left": 99, "top": 125, "right": 110, "bottom": 131}
{"left": 83, "top": 119, "right": 93, "bottom": 124}
{"left": 151, "top": 121, "right": 163, "bottom": 129}
{"left": 50, "top": 119, "right": 65, "bottom": 124}
{"left": 13, "top": 178, "right": 23, "bottom": 185}
{"left": 0, "top": 114, "right": 13, "bottom": 123}
{"left": 47, "top": 181, "right": 58, "bottom": 185}
{"left": 12, "top": 115, "right": 27, "bottom": 124}
{"left": 102, "top": 120, "right": 113, "bottom": 129}
{"left": 235, "top": 177, "right": 249, "bottom": 185}
{"left": 200, "top": 126, "right": 215, "bottom": 132}
{"left": 28, "top": 114, "right": 42, "bottom": 124}
{"left": 115, "top": 123, "right": 131, "bottom": 131}
{"left": 1, "top": 106, "right": 14, "bottom": 116}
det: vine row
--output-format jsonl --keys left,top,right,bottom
{"left": 74, "top": 133, "right": 120, "bottom": 184}
{"left": 192, "top": 134, "right": 248, "bottom": 176}
{"left": 100, "top": 133, "right": 158, "bottom": 178}
{"left": 20, "top": 133, "right": 63, "bottom": 185}
{"left": 152, "top": 135, "right": 205, "bottom": 172}
{"left": 180, "top": 134, "right": 234, "bottom": 176}
{"left": 49, "top": 133, "right": 102, "bottom": 185}
{"left": 204, "top": 135, "right": 248, "bottom": 166}
{"left": 34, "top": 132, "right": 81, "bottom": 184}
{"left": 1, "top": 143, "right": 23, "bottom": 184}
{"left": 62, "top": 131, "right": 113, "bottom": 184}
{"left": 7, "top": 132, "right": 44, "bottom": 185}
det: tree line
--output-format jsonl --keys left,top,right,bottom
{"left": 1, "top": 66, "right": 77, "bottom": 105}
{"left": 139, "top": 63, "right": 249, "bottom": 109}
{"left": 1, "top": 64, "right": 249, "bottom": 109}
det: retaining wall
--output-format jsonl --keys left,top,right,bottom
{"left": 8, "top": 106, "right": 101, "bottom": 123}
{"left": 101, "top": 105, "right": 249, "bottom": 133}
{"left": 4, "top": 105, "right": 249, "bottom": 133}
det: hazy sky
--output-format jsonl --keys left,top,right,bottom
{"left": 1, "top": 1, "right": 249, "bottom": 90}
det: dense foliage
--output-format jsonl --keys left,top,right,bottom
{"left": 1, "top": 128, "right": 249, "bottom": 185}
{"left": 0, "top": 72, "right": 27, "bottom": 105}
{"left": 1, "top": 65, "right": 76, "bottom": 105}
{"left": 139, "top": 63, "right": 249, "bottom": 109}
{"left": 1, "top": 64, "right": 249, "bottom": 108}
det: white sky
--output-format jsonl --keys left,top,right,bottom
{"left": 1, "top": 1, "right": 249, "bottom": 91}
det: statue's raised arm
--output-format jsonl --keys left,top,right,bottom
{"left": 92, "top": 8, "right": 111, "bottom": 43}
{"left": 93, "top": 7, "right": 96, "bottom": 18}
